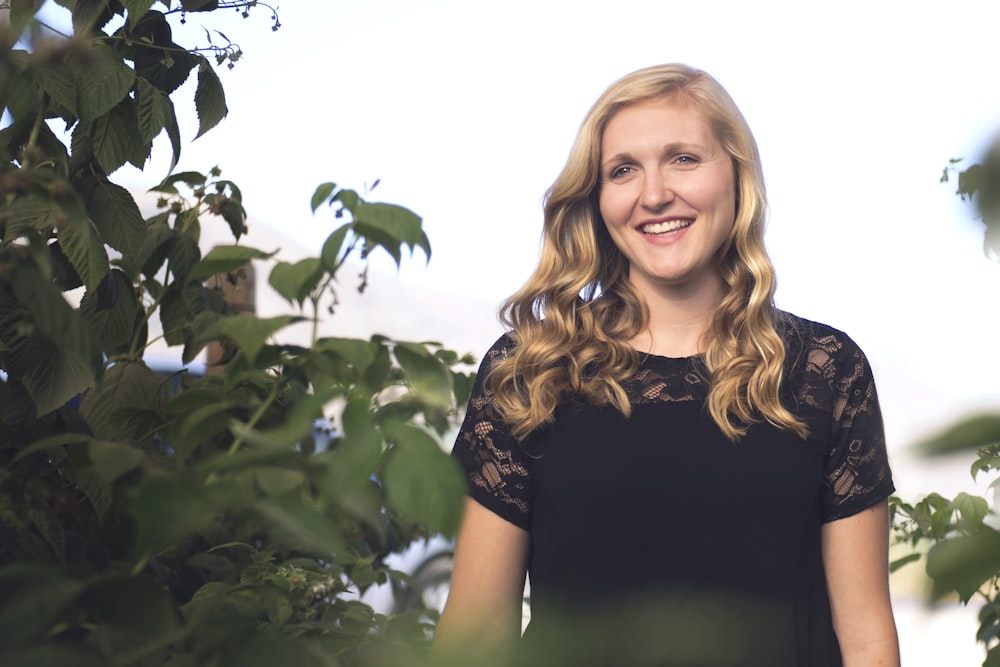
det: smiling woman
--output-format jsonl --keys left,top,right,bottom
{"left": 597, "top": 96, "right": 737, "bottom": 322}
{"left": 433, "top": 64, "right": 900, "bottom": 667}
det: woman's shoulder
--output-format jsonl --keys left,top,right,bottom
{"left": 775, "top": 311, "right": 873, "bottom": 379}
{"left": 777, "top": 311, "right": 865, "bottom": 354}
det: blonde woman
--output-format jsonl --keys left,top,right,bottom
{"left": 434, "top": 64, "right": 899, "bottom": 667}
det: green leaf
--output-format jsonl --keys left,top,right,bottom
{"left": 316, "top": 336, "right": 377, "bottom": 376}
{"left": 0, "top": 565, "right": 86, "bottom": 651}
{"left": 187, "top": 244, "right": 273, "bottom": 281}
{"left": 889, "top": 552, "right": 921, "bottom": 573}
{"left": 383, "top": 424, "right": 465, "bottom": 536}
{"left": 135, "top": 76, "right": 167, "bottom": 143}
{"left": 78, "top": 574, "right": 181, "bottom": 661}
{"left": 71, "top": 466, "right": 112, "bottom": 519}
{"left": 394, "top": 341, "right": 455, "bottom": 409}
{"left": 32, "top": 62, "right": 78, "bottom": 116}
{"left": 12, "top": 433, "right": 93, "bottom": 463}
{"left": 6, "top": 266, "right": 102, "bottom": 411}
{"left": 1, "top": 195, "right": 66, "bottom": 243}
{"left": 162, "top": 95, "right": 182, "bottom": 173}
{"left": 354, "top": 201, "right": 431, "bottom": 263}
{"left": 80, "top": 359, "right": 166, "bottom": 441}
{"left": 915, "top": 412, "right": 1000, "bottom": 456}
{"left": 58, "top": 214, "right": 109, "bottom": 293}
{"left": 193, "top": 58, "right": 227, "bottom": 139}
{"left": 311, "top": 182, "right": 336, "bottom": 212}
{"left": 953, "top": 492, "right": 990, "bottom": 530}
{"left": 251, "top": 496, "right": 348, "bottom": 559}
{"left": 165, "top": 229, "right": 201, "bottom": 281}
{"left": 150, "top": 170, "right": 207, "bottom": 194}
{"left": 319, "top": 223, "right": 352, "bottom": 273}
{"left": 89, "top": 440, "right": 144, "bottom": 484}
{"left": 927, "top": 527, "right": 1000, "bottom": 603}
{"left": 87, "top": 97, "right": 146, "bottom": 174}
{"left": 228, "top": 386, "right": 338, "bottom": 450}
{"left": 171, "top": 400, "right": 240, "bottom": 459}
{"left": 132, "top": 476, "right": 217, "bottom": 556}
{"left": 77, "top": 175, "right": 146, "bottom": 266}
{"left": 198, "top": 314, "right": 297, "bottom": 363}
{"left": 75, "top": 44, "right": 135, "bottom": 122}
{"left": 268, "top": 258, "right": 325, "bottom": 305}
{"left": 255, "top": 469, "right": 307, "bottom": 496}
{"left": 130, "top": 214, "right": 172, "bottom": 277}
{"left": 122, "top": 0, "right": 156, "bottom": 26}
{"left": 79, "top": 268, "right": 140, "bottom": 354}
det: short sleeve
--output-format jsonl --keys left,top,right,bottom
{"left": 451, "top": 336, "right": 533, "bottom": 531}
{"left": 809, "top": 332, "right": 895, "bottom": 522}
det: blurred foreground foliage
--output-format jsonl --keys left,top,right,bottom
{"left": 0, "top": 2, "right": 471, "bottom": 665}
{"left": 892, "top": 135, "right": 1000, "bottom": 666}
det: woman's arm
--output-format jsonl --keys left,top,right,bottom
{"left": 432, "top": 498, "right": 530, "bottom": 665}
{"left": 821, "top": 498, "right": 900, "bottom": 667}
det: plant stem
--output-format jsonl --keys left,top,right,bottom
{"left": 227, "top": 383, "right": 279, "bottom": 456}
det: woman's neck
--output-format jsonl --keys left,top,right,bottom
{"left": 629, "top": 276, "right": 725, "bottom": 358}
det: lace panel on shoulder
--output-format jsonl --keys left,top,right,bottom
{"left": 451, "top": 341, "right": 532, "bottom": 528}
{"left": 796, "top": 331, "right": 894, "bottom": 521}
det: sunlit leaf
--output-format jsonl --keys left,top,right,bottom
{"left": 268, "top": 258, "right": 324, "bottom": 305}
{"left": 394, "top": 341, "right": 455, "bottom": 409}
{"left": 915, "top": 412, "right": 1000, "bottom": 456}
{"left": 354, "top": 201, "right": 430, "bottom": 261}
{"left": 320, "top": 223, "right": 352, "bottom": 273}
{"left": 251, "top": 496, "right": 348, "bottom": 559}
{"left": 383, "top": 422, "right": 464, "bottom": 535}
{"left": 187, "top": 244, "right": 273, "bottom": 281}
{"left": 927, "top": 528, "right": 1000, "bottom": 602}
{"left": 311, "top": 182, "right": 336, "bottom": 212}
{"left": 198, "top": 314, "right": 297, "bottom": 362}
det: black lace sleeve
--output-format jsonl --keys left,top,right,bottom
{"left": 450, "top": 336, "right": 533, "bottom": 531}
{"left": 803, "top": 328, "right": 895, "bottom": 522}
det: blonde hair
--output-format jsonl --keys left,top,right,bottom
{"left": 489, "top": 64, "right": 807, "bottom": 442}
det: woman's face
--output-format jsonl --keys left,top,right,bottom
{"left": 598, "top": 96, "right": 736, "bottom": 297}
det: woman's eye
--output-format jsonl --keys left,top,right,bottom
{"left": 610, "top": 165, "right": 634, "bottom": 179}
{"left": 676, "top": 155, "right": 699, "bottom": 166}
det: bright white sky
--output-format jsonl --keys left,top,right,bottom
{"left": 32, "top": 1, "right": 1000, "bottom": 661}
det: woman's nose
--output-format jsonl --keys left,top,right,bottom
{"left": 640, "top": 172, "right": 674, "bottom": 210}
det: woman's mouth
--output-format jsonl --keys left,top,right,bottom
{"left": 639, "top": 218, "right": 693, "bottom": 235}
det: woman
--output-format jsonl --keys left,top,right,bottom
{"left": 434, "top": 64, "right": 899, "bottom": 667}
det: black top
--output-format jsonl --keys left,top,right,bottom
{"left": 451, "top": 313, "right": 895, "bottom": 667}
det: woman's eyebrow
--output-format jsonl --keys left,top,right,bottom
{"left": 601, "top": 142, "right": 709, "bottom": 166}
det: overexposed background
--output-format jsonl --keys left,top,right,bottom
{"left": 39, "top": 0, "right": 1000, "bottom": 663}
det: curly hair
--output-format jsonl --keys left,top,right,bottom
{"left": 488, "top": 64, "right": 808, "bottom": 442}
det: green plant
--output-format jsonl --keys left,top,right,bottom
{"left": 891, "top": 139, "right": 1000, "bottom": 667}
{"left": 0, "top": 3, "right": 472, "bottom": 665}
